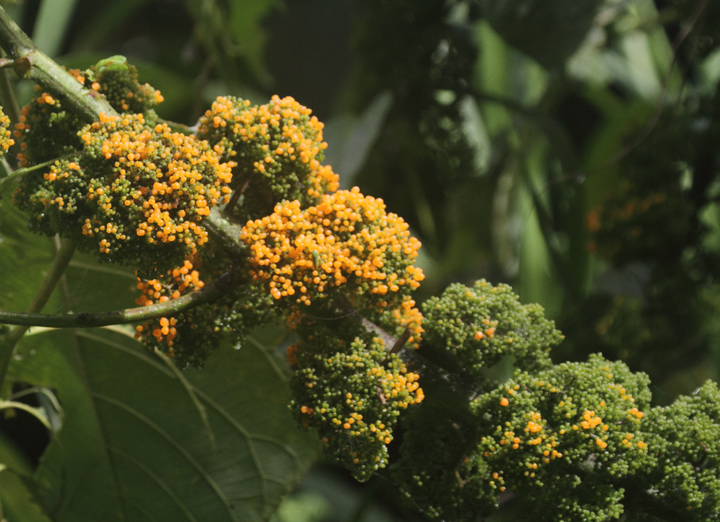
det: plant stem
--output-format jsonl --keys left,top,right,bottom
{"left": 0, "top": 6, "right": 115, "bottom": 123}
{"left": 0, "top": 270, "right": 239, "bottom": 328}
{"left": 0, "top": 238, "right": 77, "bottom": 393}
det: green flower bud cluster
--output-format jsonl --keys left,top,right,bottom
{"left": 421, "top": 280, "right": 563, "bottom": 380}
{"left": 14, "top": 60, "right": 162, "bottom": 168}
{"left": 470, "top": 354, "right": 652, "bottom": 522}
{"left": 0, "top": 105, "right": 14, "bottom": 159}
{"left": 14, "top": 85, "right": 85, "bottom": 167}
{"left": 288, "top": 315, "right": 424, "bottom": 482}
{"left": 391, "top": 376, "right": 494, "bottom": 519}
{"left": 89, "top": 56, "right": 164, "bottom": 114}
{"left": 14, "top": 112, "right": 233, "bottom": 276}
{"left": 638, "top": 380, "right": 720, "bottom": 519}
{"left": 197, "top": 95, "right": 339, "bottom": 220}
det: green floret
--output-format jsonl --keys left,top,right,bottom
{"left": 470, "top": 354, "right": 653, "bottom": 522}
{"left": 289, "top": 315, "right": 424, "bottom": 482}
{"left": 392, "top": 380, "right": 496, "bottom": 520}
{"left": 638, "top": 380, "right": 720, "bottom": 519}
{"left": 91, "top": 56, "right": 164, "bottom": 115}
{"left": 422, "top": 280, "right": 563, "bottom": 381}
{"left": 14, "top": 87, "right": 85, "bottom": 167}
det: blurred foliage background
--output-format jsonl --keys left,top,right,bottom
{"left": 2, "top": 0, "right": 720, "bottom": 520}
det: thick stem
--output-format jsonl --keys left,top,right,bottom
{"left": 0, "top": 239, "right": 77, "bottom": 393}
{"left": 0, "top": 270, "right": 239, "bottom": 329}
{"left": 0, "top": 6, "right": 115, "bottom": 123}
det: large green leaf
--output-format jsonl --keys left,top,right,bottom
{"left": 0, "top": 200, "right": 59, "bottom": 314}
{"left": 9, "top": 328, "right": 319, "bottom": 522}
{"left": 481, "top": 0, "right": 604, "bottom": 69}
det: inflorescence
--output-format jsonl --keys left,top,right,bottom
{"left": 241, "top": 187, "right": 424, "bottom": 309}
{"left": 198, "top": 95, "right": 339, "bottom": 220}
{"left": 9, "top": 61, "right": 719, "bottom": 520}
{"left": 289, "top": 315, "right": 424, "bottom": 481}
{"left": 14, "top": 61, "right": 162, "bottom": 168}
{"left": 0, "top": 106, "right": 14, "bottom": 158}
{"left": 421, "top": 279, "right": 563, "bottom": 379}
{"left": 15, "top": 112, "right": 233, "bottom": 275}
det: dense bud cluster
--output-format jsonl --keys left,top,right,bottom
{"left": 133, "top": 243, "right": 281, "bottom": 368}
{"left": 14, "top": 61, "right": 162, "bottom": 168}
{"left": 639, "top": 380, "right": 720, "bottom": 519}
{"left": 470, "top": 354, "right": 652, "bottom": 522}
{"left": 197, "top": 95, "right": 339, "bottom": 220}
{"left": 0, "top": 106, "right": 14, "bottom": 158}
{"left": 421, "top": 280, "right": 563, "bottom": 380}
{"left": 134, "top": 256, "right": 223, "bottom": 368}
{"left": 14, "top": 112, "right": 233, "bottom": 275}
{"left": 289, "top": 315, "right": 424, "bottom": 481}
{"left": 14, "top": 81, "right": 85, "bottom": 167}
{"left": 241, "top": 187, "right": 424, "bottom": 309}
{"left": 90, "top": 55, "right": 164, "bottom": 114}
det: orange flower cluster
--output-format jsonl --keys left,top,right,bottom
{"left": 32, "top": 112, "right": 233, "bottom": 273}
{"left": 0, "top": 106, "right": 14, "bottom": 158}
{"left": 135, "top": 258, "right": 205, "bottom": 356}
{"left": 197, "top": 95, "right": 338, "bottom": 218}
{"left": 14, "top": 74, "right": 87, "bottom": 167}
{"left": 390, "top": 296, "right": 425, "bottom": 348}
{"left": 241, "top": 187, "right": 424, "bottom": 307}
{"left": 14, "top": 65, "right": 162, "bottom": 168}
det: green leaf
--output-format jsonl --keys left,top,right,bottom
{"left": 458, "top": 95, "right": 491, "bottom": 175}
{"left": 9, "top": 328, "right": 320, "bottom": 522}
{"left": 481, "top": 0, "right": 604, "bottom": 69}
{"left": 0, "top": 200, "right": 59, "bottom": 314}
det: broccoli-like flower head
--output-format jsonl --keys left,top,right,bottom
{"left": 14, "top": 61, "right": 162, "bottom": 168}
{"left": 197, "top": 95, "right": 338, "bottom": 220}
{"left": 241, "top": 187, "right": 424, "bottom": 310}
{"left": 289, "top": 315, "right": 424, "bottom": 482}
{"left": 14, "top": 113, "right": 232, "bottom": 276}
{"left": 422, "top": 279, "right": 564, "bottom": 380}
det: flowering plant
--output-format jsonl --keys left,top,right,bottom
{"left": 0, "top": 4, "right": 718, "bottom": 522}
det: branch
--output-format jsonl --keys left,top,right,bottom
{"left": 0, "top": 270, "right": 239, "bottom": 329}
{"left": 0, "top": 6, "right": 116, "bottom": 123}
